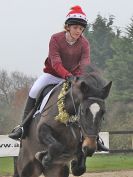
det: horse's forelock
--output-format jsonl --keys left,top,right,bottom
{"left": 82, "top": 65, "right": 106, "bottom": 89}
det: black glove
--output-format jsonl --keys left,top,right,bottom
{"left": 66, "top": 75, "right": 75, "bottom": 83}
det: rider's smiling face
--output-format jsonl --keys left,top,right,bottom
{"left": 67, "top": 25, "right": 85, "bottom": 40}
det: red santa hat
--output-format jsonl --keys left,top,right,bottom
{"left": 65, "top": 6, "right": 88, "bottom": 28}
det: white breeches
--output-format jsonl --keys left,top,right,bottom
{"left": 29, "top": 73, "right": 64, "bottom": 99}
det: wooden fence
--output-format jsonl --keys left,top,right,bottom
{"left": 109, "top": 130, "right": 133, "bottom": 153}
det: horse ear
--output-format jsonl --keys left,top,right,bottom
{"left": 80, "top": 81, "right": 89, "bottom": 93}
{"left": 101, "top": 81, "right": 112, "bottom": 99}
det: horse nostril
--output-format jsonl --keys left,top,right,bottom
{"left": 82, "top": 146, "right": 96, "bottom": 157}
{"left": 82, "top": 146, "right": 88, "bottom": 155}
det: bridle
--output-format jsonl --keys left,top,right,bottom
{"left": 69, "top": 86, "right": 104, "bottom": 118}
{"left": 69, "top": 86, "right": 105, "bottom": 139}
{"left": 40, "top": 82, "right": 105, "bottom": 142}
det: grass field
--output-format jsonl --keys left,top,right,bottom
{"left": 0, "top": 153, "right": 133, "bottom": 175}
{"left": 0, "top": 157, "right": 14, "bottom": 175}
{"left": 86, "top": 153, "right": 133, "bottom": 172}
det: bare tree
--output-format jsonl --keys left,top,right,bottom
{"left": 10, "top": 71, "right": 35, "bottom": 91}
{"left": 0, "top": 69, "right": 36, "bottom": 133}
{"left": 0, "top": 69, "right": 12, "bottom": 104}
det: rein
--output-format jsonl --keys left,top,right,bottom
{"left": 41, "top": 82, "right": 68, "bottom": 114}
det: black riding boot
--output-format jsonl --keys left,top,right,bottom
{"left": 97, "top": 136, "right": 109, "bottom": 152}
{"left": 8, "top": 97, "right": 36, "bottom": 140}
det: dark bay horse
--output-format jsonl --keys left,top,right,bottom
{"left": 14, "top": 66, "right": 112, "bottom": 177}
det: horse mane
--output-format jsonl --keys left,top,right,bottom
{"left": 81, "top": 64, "right": 106, "bottom": 89}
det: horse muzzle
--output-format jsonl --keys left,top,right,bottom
{"left": 82, "top": 136, "right": 97, "bottom": 157}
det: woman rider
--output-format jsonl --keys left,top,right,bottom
{"left": 9, "top": 5, "right": 108, "bottom": 151}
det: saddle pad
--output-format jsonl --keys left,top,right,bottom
{"left": 33, "top": 81, "right": 64, "bottom": 117}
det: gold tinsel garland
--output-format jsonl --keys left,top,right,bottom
{"left": 55, "top": 82, "right": 70, "bottom": 124}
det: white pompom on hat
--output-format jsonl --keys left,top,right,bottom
{"left": 65, "top": 6, "right": 88, "bottom": 28}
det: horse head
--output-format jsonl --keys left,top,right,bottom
{"left": 66, "top": 69, "right": 112, "bottom": 156}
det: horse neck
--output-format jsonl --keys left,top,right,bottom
{"left": 64, "top": 88, "right": 80, "bottom": 116}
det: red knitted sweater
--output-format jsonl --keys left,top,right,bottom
{"left": 43, "top": 31, "right": 90, "bottom": 79}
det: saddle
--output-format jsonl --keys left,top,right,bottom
{"left": 34, "top": 84, "right": 57, "bottom": 116}
{"left": 19, "top": 84, "right": 57, "bottom": 139}
{"left": 22, "top": 82, "right": 64, "bottom": 133}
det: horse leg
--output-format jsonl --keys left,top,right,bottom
{"left": 19, "top": 159, "right": 43, "bottom": 177}
{"left": 13, "top": 157, "right": 19, "bottom": 177}
{"left": 13, "top": 168, "right": 19, "bottom": 177}
{"left": 71, "top": 143, "right": 86, "bottom": 176}
{"left": 37, "top": 124, "right": 65, "bottom": 168}
{"left": 43, "top": 164, "right": 69, "bottom": 177}
{"left": 13, "top": 165, "right": 19, "bottom": 177}
{"left": 59, "top": 165, "right": 69, "bottom": 177}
